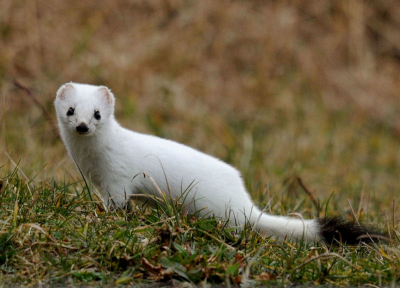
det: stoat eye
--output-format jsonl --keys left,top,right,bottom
{"left": 67, "top": 107, "right": 74, "bottom": 116}
{"left": 94, "top": 110, "right": 101, "bottom": 120}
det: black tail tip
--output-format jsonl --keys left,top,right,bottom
{"left": 318, "top": 217, "right": 385, "bottom": 245}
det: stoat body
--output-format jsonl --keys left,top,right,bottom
{"left": 54, "top": 83, "right": 378, "bottom": 244}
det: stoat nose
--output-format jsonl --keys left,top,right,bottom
{"left": 76, "top": 123, "right": 89, "bottom": 133}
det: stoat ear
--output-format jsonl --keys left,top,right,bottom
{"left": 56, "top": 83, "right": 75, "bottom": 100}
{"left": 97, "top": 86, "right": 115, "bottom": 107}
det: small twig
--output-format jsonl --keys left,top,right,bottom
{"left": 5, "top": 152, "right": 29, "bottom": 183}
{"left": 4, "top": 152, "right": 33, "bottom": 196}
{"left": 357, "top": 191, "right": 364, "bottom": 218}
{"left": 347, "top": 199, "right": 360, "bottom": 225}
{"left": 293, "top": 252, "right": 360, "bottom": 271}
{"left": 12, "top": 79, "right": 59, "bottom": 139}
{"left": 24, "top": 223, "right": 76, "bottom": 249}
{"left": 196, "top": 228, "right": 235, "bottom": 251}
{"left": 133, "top": 216, "right": 176, "bottom": 232}
{"left": 393, "top": 198, "right": 396, "bottom": 230}
{"left": 347, "top": 199, "right": 381, "bottom": 247}
{"left": 23, "top": 187, "right": 41, "bottom": 216}
{"left": 31, "top": 241, "right": 76, "bottom": 250}
{"left": 384, "top": 213, "right": 392, "bottom": 242}
{"left": 297, "top": 177, "right": 319, "bottom": 211}
{"left": 242, "top": 244, "right": 266, "bottom": 287}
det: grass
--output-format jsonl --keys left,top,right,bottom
{"left": 1, "top": 0, "right": 400, "bottom": 286}
{"left": 0, "top": 165, "right": 398, "bottom": 287}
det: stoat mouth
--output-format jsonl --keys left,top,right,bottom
{"left": 75, "top": 131, "right": 95, "bottom": 136}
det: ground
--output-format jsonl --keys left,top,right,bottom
{"left": 0, "top": 1, "right": 399, "bottom": 286}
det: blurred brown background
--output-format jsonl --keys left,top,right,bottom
{"left": 1, "top": 1, "right": 400, "bottom": 210}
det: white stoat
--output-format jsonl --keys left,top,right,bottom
{"left": 54, "top": 83, "right": 378, "bottom": 244}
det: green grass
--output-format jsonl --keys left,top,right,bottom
{"left": 2, "top": 2, "right": 400, "bottom": 286}
{"left": 0, "top": 166, "right": 398, "bottom": 287}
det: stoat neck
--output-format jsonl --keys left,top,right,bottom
{"left": 64, "top": 117, "right": 123, "bottom": 184}
{"left": 93, "top": 117, "right": 120, "bottom": 144}
{"left": 65, "top": 117, "right": 121, "bottom": 157}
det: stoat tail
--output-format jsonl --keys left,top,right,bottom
{"left": 251, "top": 210, "right": 383, "bottom": 244}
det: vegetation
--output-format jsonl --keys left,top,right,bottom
{"left": 1, "top": 0, "right": 400, "bottom": 286}
{"left": 0, "top": 169, "right": 398, "bottom": 286}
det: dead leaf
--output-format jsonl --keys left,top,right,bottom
{"left": 133, "top": 273, "right": 143, "bottom": 279}
{"left": 233, "top": 275, "right": 242, "bottom": 284}
{"left": 254, "top": 272, "right": 276, "bottom": 281}
{"left": 141, "top": 258, "right": 162, "bottom": 274}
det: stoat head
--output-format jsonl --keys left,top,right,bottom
{"left": 54, "top": 83, "right": 115, "bottom": 137}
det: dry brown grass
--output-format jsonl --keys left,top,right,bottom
{"left": 1, "top": 1, "right": 400, "bottom": 286}
{"left": 1, "top": 0, "right": 400, "bottom": 214}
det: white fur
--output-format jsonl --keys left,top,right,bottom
{"left": 54, "top": 83, "right": 320, "bottom": 241}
